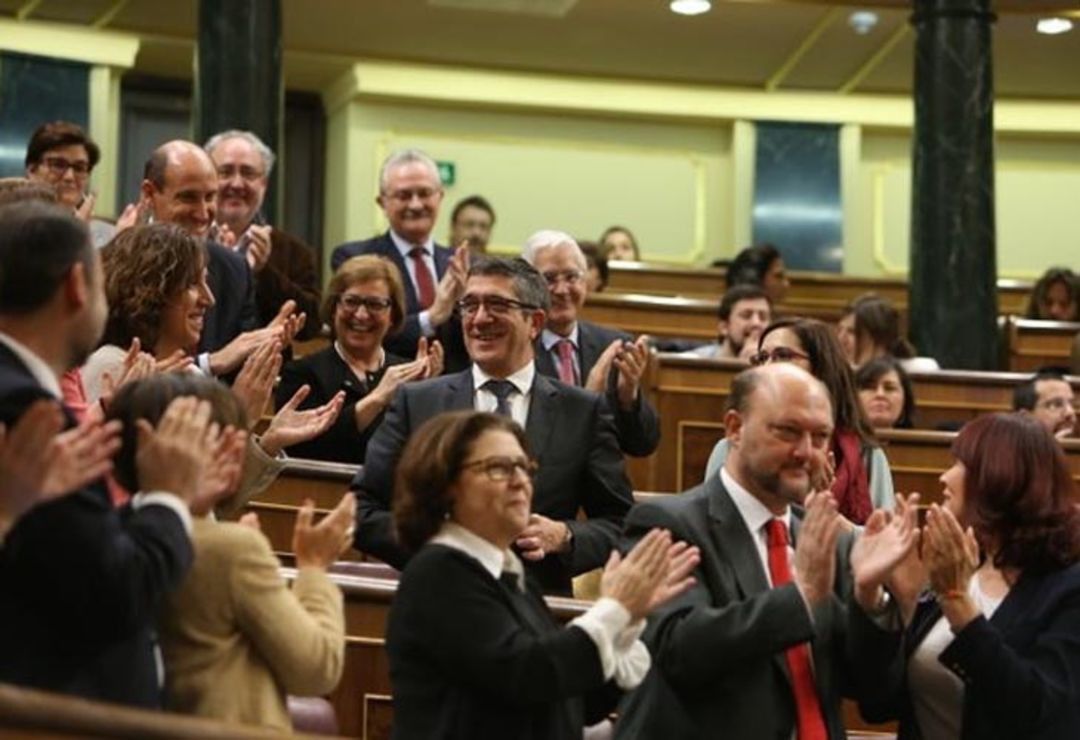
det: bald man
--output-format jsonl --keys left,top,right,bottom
{"left": 617, "top": 364, "right": 870, "bottom": 739}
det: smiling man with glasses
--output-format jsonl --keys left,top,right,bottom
{"left": 351, "top": 256, "right": 634, "bottom": 595}
{"left": 1013, "top": 369, "right": 1077, "bottom": 439}
{"left": 330, "top": 148, "right": 470, "bottom": 372}
{"left": 521, "top": 229, "right": 660, "bottom": 457}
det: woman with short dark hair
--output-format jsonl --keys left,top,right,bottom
{"left": 856, "top": 356, "right": 916, "bottom": 430}
{"left": 1027, "top": 267, "right": 1080, "bottom": 322}
{"left": 387, "top": 410, "right": 698, "bottom": 740}
{"left": 850, "top": 413, "right": 1080, "bottom": 739}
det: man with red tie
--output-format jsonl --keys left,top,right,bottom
{"left": 522, "top": 229, "right": 659, "bottom": 457}
{"left": 616, "top": 363, "right": 875, "bottom": 740}
{"left": 330, "top": 149, "right": 468, "bottom": 372}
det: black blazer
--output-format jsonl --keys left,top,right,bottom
{"left": 849, "top": 563, "right": 1080, "bottom": 739}
{"left": 0, "top": 343, "right": 192, "bottom": 707}
{"left": 534, "top": 320, "right": 660, "bottom": 457}
{"left": 199, "top": 241, "right": 259, "bottom": 354}
{"left": 387, "top": 544, "right": 617, "bottom": 740}
{"left": 330, "top": 232, "right": 468, "bottom": 372}
{"left": 615, "top": 475, "right": 856, "bottom": 740}
{"left": 275, "top": 345, "right": 408, "bottom": 464}
{"left": 352, "top": 368, "right": 634, "bottom": 594}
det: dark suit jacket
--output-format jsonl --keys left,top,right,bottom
{"left": 849, "top": 563, "right": 1080, "bottom": 739}
{"left": 387, "top": 545, "right": 617, "bottom": 740}
{"left": 535, "top": 320, "right": 660, "bottom": 457}
{"left": 0, "top": 343, "right": 193, "bottom": 707}
{"left": 252, "top": 228, "right": 321, "bottom": 341}
{"left": 330, "top": 232, "right": 468, "bottom": 372}
{"left": 352, "top": 368, "right": 634, "bottom": 594}
{"left": 199, "top": 241, "right": 259, "bottom": 354}
{"left": 275, "top": 345, "right": 407, "bottom": 464}
{"left": 615, "top": 475, "right": 856, "bottom": 740}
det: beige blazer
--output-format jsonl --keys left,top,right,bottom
{"left": 159, "top": 519, "right": 344, "bottom": 731}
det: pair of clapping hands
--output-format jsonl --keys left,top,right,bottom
{"left": 0, "top": 396, "right": 252, "bottom": 537}
{"left": 599, "top": 529, "right": 701, "bottom": 622}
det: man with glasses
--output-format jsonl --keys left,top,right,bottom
{"left": 204, "top": 130, "right": 321, "bottom": 340}
{"left": 522, "top": 229, "right": 659, "bottom": 457}
{"left": 1013, "top": 369, "right": 1077, "bottom": 439}
{"left": 331, "top": 148, "right": 469, "bottom": 372}
{"left": 352, "top": 256, "right": 634, "bottom": 594}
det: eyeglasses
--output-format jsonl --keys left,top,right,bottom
{"left": 383, "top": 187, "right": 440, "bottom": 203}
{"left": 40, "top": 156, "right": 91, "bottom": 177}
{"left": 457, "top": 296, "right": 538, "bottom": 316}
{"left": 338, "top": 294, "right": 393, "bottom": 314}
{"left": 216, "top": 164, "right": 265, "bottom": 182}
{"left": 750, "top": 347, "right": 810, "bottom": 366}
{"left": 461, "top": 455, "right": 539, "bottom": 481}
{"left": 542, "top": 269, "right": 583, "bottom": 287}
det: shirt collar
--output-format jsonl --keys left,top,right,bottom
{"left": 0, "top": 331, "right": 62, "bottom": 398}
{"left": 541, "top": 324, "right": 579, "bottom": 352}
{"left": 389, "top": 229, "right": 434, "bottom": 257}
{"left": 430, "top": 521, "right": 525, "bottom": 589}
{"left": 721, "top": 466, "right": 791, "bottom": 538}
{"left": 472, "top": 359, "right": 536, "bottom": 397}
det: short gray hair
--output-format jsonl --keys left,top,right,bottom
{"left": 203, "top": 129, "right": 276, "bottom": 175}
{"left": 379, "top": 149, "right": 441, "bottom": 194}
{"left": 521, "top": 229, "right": 587, "bottom": 271}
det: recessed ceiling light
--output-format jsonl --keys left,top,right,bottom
{"left": 848, "top": 11, "right": 879, "bottom": 35}
{"left": 670, "top": 0, "right": 711, "bottom": 16}
{"left": 1037, "top": 17, "right": 1073, "bottom": 35}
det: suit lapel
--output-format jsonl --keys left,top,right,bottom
{"left": 444, "top": 368, "right": 475, "bottom": 412}
{"left": 524, "top": 373, "right": 558, "bottom": 461}
{"left": 576, "top": 321, "right": 606, "bottom": 380}
{"left": 377, "top": 233, "right": 420, "bottom": 311}
{"left": 432, "top": 243, "right": 451, "bottom": 279}
{"left": 533, "top": 339, "right": 558, "bottom": 379}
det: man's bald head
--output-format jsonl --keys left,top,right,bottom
{"left": 141, "top": 141, "right": 219, "bottom": 239}
{"left": 725, "top": 363, "right": 835, "bottom": 511}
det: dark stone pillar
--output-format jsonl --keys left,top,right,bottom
{"left": 909, "top": 0, "right": 998, "bottom": 369}
{"left": 194, "top": 0, "right": 283, "bottom": 224}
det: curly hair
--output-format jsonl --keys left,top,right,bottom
{"left": 1026, "top": 267, "right": 1079, "bottom": 321}
{"left": 100, "top": 224, "right": 206, "bottom": 352}
{"left": 952, "top": 413, "right": 1080, "bottom": 574}
{"left": 393, "top": 411, "right": 530, "bottom": 554}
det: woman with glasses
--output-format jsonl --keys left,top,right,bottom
{"left": 387, "top": 410, "right": 699, "bottom": 740}
{"left": 705, "top": 317, "right": 894, "bottom": 524}
{"left": 276, "top": 255, "right": 443, "bottom": 463}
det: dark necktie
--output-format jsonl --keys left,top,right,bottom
{"left": 483, "top": 379, "right": 516, "bottom": 417}
{"left": 765, "top": 518, "right": 827, "bottom": 740}
{"left": 408, "top": 247, "right": 435, "bottom": 309}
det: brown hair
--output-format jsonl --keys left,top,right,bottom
{"left": 105, "top": 373, "right": 246, "bottom": 493}
{"left": 100, "top": 224, "right": 206, "bottom": 351}
{"left": 852, "top": 294, "right": 915, "bottom": 360}
{"left": 0, "top": 177, "right": 59, "bottom": 206}
{"left": 323, "top": 255, "right": 406, "bottom": 337}
{"left": 1026, "top": 267, "right": 1080, "bottom": 322}
{"left": 393, "top": 411, "right": 530, "bottom": 554}
{"left": 952, "top": 413, "right": 1080, "bottom": 573}
{"left": 24, "top": 121, "right": 100, "bottom": 170}
{"left": 759, "top": 317, "right": 876, "bottom": 445}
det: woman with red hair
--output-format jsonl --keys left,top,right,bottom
{"left": 849, "top": 413, "right": 1080, "bottom": 739}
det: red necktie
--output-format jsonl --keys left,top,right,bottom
{"left": 408, "top": 247, "right": 435, "bottom": 310}
{"left": 765, "top": 519, "right": 828, "bottom": 740}
{"left": 556, "top": 339, "right": 578, "bottom": 385}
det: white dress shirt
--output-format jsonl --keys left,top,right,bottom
{"left": 471, "top": 361, "right": 535, "bottom": 428}
{"left": 390, "top": 229, "right": 439, "bottom": 338}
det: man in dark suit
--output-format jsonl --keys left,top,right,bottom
{"left": 140, "top": 141, "right": 285, "bottom": 377}
{"left": 0, "top": 202, "right": 213, "bottom": 707}
{"left": 353, "top": 256, "right": 634, "bottom": 594}
{"left": 522, "top": 230, "right": 659, "bottom": 457}
{"left": 330, "top": 149, "right": 469, "bottom": 371}
{"left": 616, "top": 363, "right": 867, "bottom": 740}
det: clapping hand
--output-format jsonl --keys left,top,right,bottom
{"left": 261, "top": 385, "right": 345, "bottom": 456}
{"left": 792, "top": 490, "right": 841, "bottom": 607}
{"left": 850, "top": 493, "right": 920, "bottom": 612}
{"left": 600, "top": 529, "right": 700, "bottom": 621}
{"left": 613, "top": 337, "right": 650, "bottom": 410}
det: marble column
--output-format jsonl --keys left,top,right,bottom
{"left": 909, "top": 0, "right": 998, "bottom": 369}
{"left": 194, "top": 0, "right": 282, "bottom": 223}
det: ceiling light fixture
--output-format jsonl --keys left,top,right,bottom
{"left": 670, "top": 0, "right": 711, "bottom": 16}
{"left": 848, "top": 10, "right": 879, "bottom": 35}
{"left": 1037, "top": 17, "right": 1073, "bottom": 35}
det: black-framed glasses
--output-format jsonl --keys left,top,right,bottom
{"left": 216, "top": 164, "right": 265, "bottom": 182}
{"left": 461, "top": 455, "right": 539, "bottom": 481}
{"left": 457, "top": 295, "right": 538, "bottom": 317}
{"left": 750, "top": 347, "right": 810, "bottom": 367}
{"left": 41, "top": 156, "right": 91, "bottom": 177}
{"left": 338, "top": 294, "right": 393, "bottom": 314}
{"left": 542, "top": 269, "right": 583, "bottom": 287}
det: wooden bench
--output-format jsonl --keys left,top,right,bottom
{"left": 1003, "top": 316, "right": 1080, "bottom": 372}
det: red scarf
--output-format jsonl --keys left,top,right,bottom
{"left": 831, "top": 428, "right": 871, "bottom": 524}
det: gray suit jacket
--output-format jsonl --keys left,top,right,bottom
{"left": 615, "top": 474, "right": 856, "bottom": 740}
{"left": 352, "top": 367, "right": 634, "bottom": 594}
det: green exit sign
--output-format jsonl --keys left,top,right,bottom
{"left": 437, "top": 161, "right": 456, "bottom": 187}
